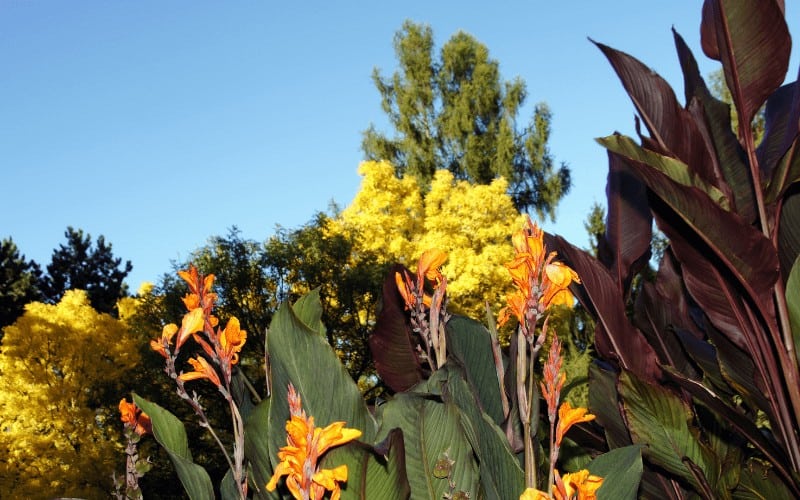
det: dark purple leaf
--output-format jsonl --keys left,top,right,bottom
{"left": 763, "top": 66, "right": 800, "bottom": 203}
{"left": 600, "top": 151, "right": 652, "bottom": 295}
{"left": 778, "top": 188, "right": 800, "bottom": 281}
{"left": 674, "top": 28, "right": 755, "bottom": 221}
{"left": 547, "top": 234, "right": 662, "bottom": 382}
{"left": 701, "top": 0, "right": 791, "bottom": 129}
{"left": 621, "top": 153, "right": 779, "bottom": 316}
{"left": 594, "top": 40, "right": 720, "bottom": 189}
{"left": 369, "top": 264, "right": 423, "bottom": 392}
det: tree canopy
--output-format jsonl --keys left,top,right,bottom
{"left": 363, "top": 20, "right": 571, "bottom": 219}
{"left": 0, "top": 290, "right": 140, "bottom": 498}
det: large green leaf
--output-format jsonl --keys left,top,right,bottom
{"left": 243, "top": 398, "right": 279, "bottom": 500}
{"left": 267, "top": 296, "right": 377, "bottom": 472}
{"left": 587, "top": 363, "right": 630, "bottom": 450}
{"left": 445, "top": 315, "right": 505, "bottom": 425}
{"left": 133, "top": 394, "right": 215, "bottom": 500}
{"left": 320, "top": 428, "right": 411, "bottom": 500}
{"left": 779, "top": 191, "right": 800, "bottom": 281}
{"left": 786, "top": 255, "right": 800, "bottom": 367}
{"left": 292, "top": 287, "right": 326, "bottom": 336}
{"left": 377, "top": 391, "right": 480, "bottom": 499}
{"left": 598, "top": 135, "right": 730, "bottom": 209}
{"left": 441, "top": 363, "right": 524, "bottom": 499}
{"left": 587, "top": 445, "right": 643, "bottom": 500}
{"left": 733, "top": 460, "right": 796, "bottom": 499}
{"left": 701, "top": 0, "right": 791, "bottom": 130}
{"left": 617, "top": 372, "right": 718, "bottom": 495}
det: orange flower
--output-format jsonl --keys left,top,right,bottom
{"left": 395, "top": 249, "right": 448, "bottom": 310}
{"left": 541, "top": 334, "right": 566, "bottom": 421}
{"left": 498, "top": 217, "right": 580, "bottom": 331}
{"left": 555, "top": 402, "right": 596, "bottom": 447}
{"left": 553, "top": 469, "right": 604, "bottom": 500}
{"left": 178, "top": 356, "right": 222, "bottom": 387}
{"left": 176, "top": 307, "right": 205, "bottom": 349}
{"left": 267, "top": 384, "right": 362, "bottom": 500}
{"left": 416, "top": 248, "right": 448, "bottom": 283}
{"left": 150, "top": 323, "right": 178, "bottom": 358}
{"left": 119, "top": 398, "right": 152, "bottom": 436}
{"left": 218, "top": 317, "right": 247, "bottom": 365}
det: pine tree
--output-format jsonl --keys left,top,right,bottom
{"left": 42, "top": 227, "right": 132, "bottom": 316}
{"left": 0, "top": 238, "right": 42, "bottom": 330}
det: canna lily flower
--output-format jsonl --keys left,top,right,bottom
{"left": 553, "top": 469, "right": 604, "bottom": 500}
{"left": 178, "top": 356, "right": 222, "bottom": 387}
{"left": 395, "top": 249, "right": 448, "bottom": 310}
{"left": 520, "top": 487, "right": 551, "bottom": 500}
{"left": 498, "top": 217, "right": 580, "bottom": 333}
{"left": 176, "top": 307, "right": 206, "bottom": 349}
{"left": 218, "top": 317, "right": 247, "bottom": 365}
{"left": 541, "top": 333, "right": 566, "bottom": 421}
{"left": 267, "top": 384, "right": 362, "bottom": 500}
{"left": 150, "top": 323, "right": 178, "bottom": 358}
{"left": 119, "top": 398, "right": 152, "bottom": 436}
{"left": 555, "top": 402, "right": 596, "bottom": 447}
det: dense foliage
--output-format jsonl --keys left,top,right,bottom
{"left": 0, "top": 237, "right": 42, "bottom": 330}
{"left": 363, "top": 20, "right": 570, "bottom": 217}
{"left": 0, "top": 291, "right": 140, "bottom": 498}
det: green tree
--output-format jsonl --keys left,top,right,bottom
{"left": 0, "top": 290, "right": 140, "bottom": 499}
{"left": 0, "top": 237, "right": 42, "bottom": 330}
{"left": 41, "top": 227, "right": 133, "bottom": 316}
{"left": 363, "top": 20, "right": 570, "bottom": 219}
{"left": 264, "top": 212, "right": 389, "bottom": 390}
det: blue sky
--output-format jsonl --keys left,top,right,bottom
{"left": 2, "top": 1, "right": 798, "bottom": 289}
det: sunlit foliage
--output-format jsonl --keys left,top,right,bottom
{"left": 329, "top": 160, "right": 526, "bottom": 320}
{"left": 0, "top": 290, "right": 140, "bottom": 499}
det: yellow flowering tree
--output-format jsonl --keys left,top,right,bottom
{"left": 0, "top": 290, "right": 140, "bottom": 499}
{"left": 329, "top": 160, "right": 526, "bottom": 319}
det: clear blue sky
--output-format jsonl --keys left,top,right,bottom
{"left": 2, "top": 1, "right": 798, "bottom": 289}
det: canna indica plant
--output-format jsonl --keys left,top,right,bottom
{"left": 544, "top": 0, "right": 800, "bottom": 497}
{"left": 122, "top": 211, "right": 643, "bottom": 499}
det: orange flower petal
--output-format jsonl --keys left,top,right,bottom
{"left": 417, "top": 249, "right": 448, "bottom": 281}
{"left": 177, "top": 308, "right": 205, "bottom": 348}
{"left": 179, "top": 356, "right": 221, "bottom": 387}
{"left": 556, "top": 402, "right": 596, "bottom": 447}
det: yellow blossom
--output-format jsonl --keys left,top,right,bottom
{"left": 267, "top": 384, "right": 362, "bottom": 500}
{"left": 554, "top": 469, "right": 604, "bottom": 500}
{"left": 520, "top": 487, "right": 551, "bottom": 500}
{"left": 555, "top": 402, "right": 596, "bottom": 447}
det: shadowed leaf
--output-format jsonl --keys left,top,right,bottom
{"left": 369, "top": 264, "right": 424, "bottom": 392}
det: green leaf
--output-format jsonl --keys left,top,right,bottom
{"left": 220, "top": 470, "right": 238, "bottom": 500}
{"left": 320, "top": 428, "right": 411, "bottom": 500}
{"left": 441, "top": 363, "right": 524, "bottom": 499}
{"left": 132, "top": 394, "right": 214, "bottom": 500}
{"left": 733, "top": 460, "right": 796, "bottom": 499}
{"left": 243, "top": 398, "right": 279, "bottom": 499}
{"left": 377, "top": 392, "right": 480, "bottom": 500}
{"left": 598, "top": 134, "right": 730, "bottom": 209}
{"left": 446, "top": 315, "right": 505, "bottom": 425}
{"left": 587, "top": 364, "right": 630, "bottom": 450}
{"left": 617, "top": 371, "right": 717, "bottom": 495}
{"left": 587, "top": 445, "right": 643, "bottom": 500}
{"left": 786, "top": 255, "right": 800, "bottom": 367}
{"left": 291, "top": 287, "right": 326, "bottom": 336}
{"left": 267, "top": 298, "right": 377, "bottom": 470}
